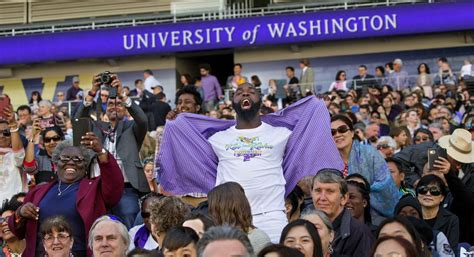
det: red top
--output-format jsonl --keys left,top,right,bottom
{"left": 8, "top": 154, "right": 124, "bottom": 257}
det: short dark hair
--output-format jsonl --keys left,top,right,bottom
{"left": 194, "top": 76, "right": 202, "bottom": 82}
{"left": 376, "top": 66, "right": 385, "bottom": 74}
{"left": 258, "top": 244, "right": 304, "bottom": 257}
{"left": 234, "top": 63, "right": 242, "bottom": 68}
{"left": 134, "top": 79, "right": 143, "bottom": 85}
{"left": 10, "top": 192, "right": 26, "bottom": 204}
{"left": 162, "top": 226, "right": 199, "bottom": 251}
{"left": 413, "top": 128, "right": 434, "bottom": 143}
{"left": 385, "top": 62, "right": 394, "bottom": 70}
{"left": 40, "top": 215, "right": 73, "bottom": 238}
{"left": 299, "top": 59, "right": 310, "bottom": 66}
{"left": 386, "top": 157, "right": 404, "bottom": 174}
{"left": 175, "top": 85, "right": 203, "bottom": 109}
{"left": 144, "top": 69, "right": 153, "bottom": 75}
{"left": 285, "top": 66, "right": 295, "bottom": 72}
{"left": 127, "top": 248, "right": 155, "bottom": 257}
{"left": 0, "top": 198, "right": 22, "bottom": 216}
{"left": 199, "top": 63, "right": 211, "bottom": 72}
{"left": 280, "top": 220, "right": 323, "bottom": 257}
{"left": 438, "top": 57, "right": 448, "bottom": 63}
{"left": 17, "top": 105, "right": 31, "bottom": 114}
{"left": 359, "top": 65, "right": 368, "bottom": 70}
{"left": 416, "top": 174, "right": 447, "bottom": 196}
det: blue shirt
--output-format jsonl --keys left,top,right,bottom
{"left": 37, "top": 181, "right": 86, "bottom": 254}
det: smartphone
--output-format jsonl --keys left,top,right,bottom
{"left": 73, "top": 118, "right": 92, "bottom": 147}
{"left": 0, "top": 95, "right": 10, "bottom": 120}
{"left": 39, "top": 117, "right": 55, "bottom": 129}
{"left": 427, "top": 148, "right": 439, "bottom": 171}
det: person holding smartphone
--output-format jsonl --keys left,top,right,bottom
{"left": 74, "top": 73, "right": 149, "bottom": 229}
{"left": 0, "top": 101, "right": 25, "bottom": 203}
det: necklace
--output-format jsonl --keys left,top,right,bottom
{"left": 6, "top": 246, "right": 22, "bottom": 257}
{"left": 57, "top": 180, "right": 75, "bottom": 196}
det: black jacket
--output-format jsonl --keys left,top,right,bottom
{"left": 332, "top": 208, "right": 375, "bottom": 257}
{"left": 351, "top": 74, "right": 377, "bottom": 95}
{"left": 444, "top": 164, "right": 474, "bottom": 245}
{"left": 429, "top": 207, "right": 459, "bottom": 248}
{"left": 139, "top": 91, "right": 171, "bottom": 131}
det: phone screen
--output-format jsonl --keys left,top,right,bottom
{"left": 427, "top": 148, "right": 439, "bottom": 171}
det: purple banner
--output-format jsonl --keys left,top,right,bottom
{"left": 1, "top": 2, "right": 473, "bottom": 65}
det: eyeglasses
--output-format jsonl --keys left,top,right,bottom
{"left": 414, "top": 136, "right": 430, "bottom": 142}
{"left": 59, "top": 156, "right": 85, "bottom": 163}
{"left": 0, "top": 216, "right": 10, "bottom": 223}
{"left": 43, "top": 234, "right": 71, "bottom": 244}
{"left": 1, "top": 129, "right": 11, "bottom": 137}
{"left": 331, "top": 125, "right": 350, "bottom": 136}
{"left": 141, "top": 212, "right": 151, "bottom": 219}
{"left": 101, "top": 94, "right": 109, "bottom": 97}
{"left": 417, "top": 186, "right": 442, "bottom": 196}
{"left": 44, "top": 136, "right": 62, "bottom": 143}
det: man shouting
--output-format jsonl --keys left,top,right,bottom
{"left": 158, "top": 83, "right": 343, "bottom": 241}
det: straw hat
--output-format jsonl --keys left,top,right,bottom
{"left": 438, "top": 129, "right": 474, "bottom": 164}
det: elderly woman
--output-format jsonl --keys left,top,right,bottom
{"left": 330, "top": 114, "right": 401, "bottom": 219}
{"left": 301, "top": 209, "right": 334, "bottom": 257}
{"left": 40, "top": 216, "right": 74, "bottom": 257}
{"left": 23, "top": 124, "right": 65, "bottom": 185}
{"left": 8, "top": 135, "right": 124, "bottom": 257}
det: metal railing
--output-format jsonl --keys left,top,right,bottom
{"left": 0, "top": 0, "right": 445, "bottom": 37}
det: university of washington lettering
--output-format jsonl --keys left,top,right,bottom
{"left": 123, "top": 14, "right": 397, "bottom": 50}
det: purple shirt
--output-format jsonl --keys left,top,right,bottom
{"left": 157, "top": 96, "right": 344, "bottom": 196}
{"left": 201, "top": 75, "right": 222, "bottom": 101}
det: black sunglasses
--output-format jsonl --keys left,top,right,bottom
{"left": 377, "top": 144, "right": 391, "bottom": 150}
{"left": 414, "top": 136, "right": 430, "bottom": 142}
{"left": 417, "top": 186, "right": 442, "bottom": 196}
{"left": 331, "top": 125, "right": 350, "bottom": 136}
{"left": 1, "top": 129, "right": 11, "bottom": 137}
{"left": 44, "top": 136, "right": 62, "bottom": 143}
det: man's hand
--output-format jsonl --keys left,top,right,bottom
{"left": 166, "top": 109, "right": 178, "bottom": 121}
{"left": 110, "top": 74, "right": 127, "bottom": 101}
{"left": 19, "top": 202, "right": 39, "bottom": 220}
{"left": 31, "top": 118, "right": 41, "bottom": 139}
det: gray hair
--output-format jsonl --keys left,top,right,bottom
{"left": 312, "top": 169, "right": 348, "bottom": 196}
{"left": 51, "top": 139, "right": 95, "bottom": 169}
{"left": 88, "top": 215, "right": 130, "bottom": 251}
{"left": 377, "top": 136, "right": 397, "bottom": 150}
{"left": 197, "top": 226, "right": 253, "bottom": 257}
{"left": 428, "top": 122, "right": 444, "bottom": 132}
{"left": 39, "top": 100, "right": 53, "bottom": 108}
{"left": 301, "top": 208, "right": 334, "bottom": 232}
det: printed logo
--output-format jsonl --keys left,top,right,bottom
{"left": 225, "top": 136, "right": 273, "bottom": 161}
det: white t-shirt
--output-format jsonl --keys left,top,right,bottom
{"left": 208, "top": 122, "right": 291, "bottom": 215}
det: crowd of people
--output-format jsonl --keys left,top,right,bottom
{"left": 0, "top": 55, "right": 473, "bottom": 257}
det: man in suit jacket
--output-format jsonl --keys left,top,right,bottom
{"left": 299, "top": 59, "right": 315, "bottom": 96}
{"left": 74, "top": 74, "right": 149, "bottom": 229}
{"left": 352, "top": 65, "right": 377, "bottom": 96}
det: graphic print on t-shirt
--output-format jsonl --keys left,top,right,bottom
{"left": 225, "top": 136, "right": 274, "bottom": 161}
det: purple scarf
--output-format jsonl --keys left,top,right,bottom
{"left": 134, "top": 225, "right": 150, "bottom": 249}
{"left": 157, "top": 96, "right": 344, "bottom": 195}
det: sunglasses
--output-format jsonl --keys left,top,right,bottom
{"left": 59, "top": 156, "right": 85, "bottom": 163}
{"left": 44, "top": 136, "right": 62, "bottom": 143}
{"left": 331, "top": 125, "right": 350, "bottom": 136}
{"left": 377, "top": 144, "right": 391, "bottom": 150}
{"left": 417, "top": 186, "right": 442, "bottom": 196}
{"left": 414, "top": 136, "right": 430, "bottom": 142}
{"left": 141, "top": 212, "right": 151, "bottom": 219}
{"left": 1, "top": 129, "right": 11, "bottom": 137}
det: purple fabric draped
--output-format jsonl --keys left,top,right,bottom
{"left": 158, "top": 96, "right": 344, "bottom": 196}
{"left": 134, "top": 225, "right": 150, "bottom": 249}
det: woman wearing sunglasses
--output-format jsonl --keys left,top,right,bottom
{"left": 7, "top": 138, "right": 124, "bottom": 257}
{"left": 330, "top": 114, "right": 401, "bottom": 220}
{"left": 23, "top": 123, "right": 65, "bottom": 185}
{"left": 416, "top": 174, "right": 459, "bottom": 248}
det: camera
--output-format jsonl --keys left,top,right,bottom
{"left": 97, "top": 71, "right": 117, "bottom": 98}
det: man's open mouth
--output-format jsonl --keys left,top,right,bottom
{"left": 241, "top": 98, "right": 252, "bottom": 109}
